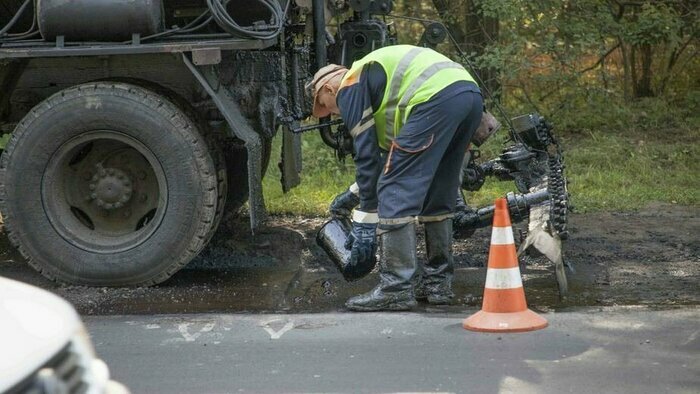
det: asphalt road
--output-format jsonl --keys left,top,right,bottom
{"left": 85, "top": 307, "right": 699, "bottom": 394}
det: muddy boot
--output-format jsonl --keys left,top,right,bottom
{"left": 421, "top": 219, "right": 455, "bottom": 305}
{"left": 346, "top": 223, "right": 418, "bottom": 312}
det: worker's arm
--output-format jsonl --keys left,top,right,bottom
{"left": 336, "top": 65, "right": 383, "bottom": 212}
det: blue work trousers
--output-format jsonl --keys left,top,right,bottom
{"left": 377, "top": 89, "right": 483, "bottom": 227}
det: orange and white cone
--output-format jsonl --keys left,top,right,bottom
{"left": 463, "top": 198, "right": 548, "bottom": 333}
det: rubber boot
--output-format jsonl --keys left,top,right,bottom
{"left": 417, "top": 219, "right": 455, "bottom": 305}
{"left": 345, "top": 222, "right": 418, "bottom": 312}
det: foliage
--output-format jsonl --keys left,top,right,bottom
{"left": 261, "top": 0, "right": 699, "bottom": 216}
{"left": 263, "top": 96, "right": 699, "bottom": 216}
{"left": 263, "top": 132, "right": 355, "bottom": 215}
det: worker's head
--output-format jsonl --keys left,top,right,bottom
{"left": 306, "top": 64, "right": 348, "bottom": 118}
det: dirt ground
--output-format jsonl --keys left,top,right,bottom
{"left": 0, "top": 203, "right": 697, "bottom": 315}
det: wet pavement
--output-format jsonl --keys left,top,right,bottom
{"left": 0, "top": 203, "right": 698, "bottom": 315}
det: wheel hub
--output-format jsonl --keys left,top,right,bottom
{"left": 42, "top": 131, "right": 165, "bottom": 253}
{"left": 90, "top": 165, "right": 133, "bottom": 210}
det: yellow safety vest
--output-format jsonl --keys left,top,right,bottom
{"left": 340, "top": 45, "right": 477, "bottom": 150}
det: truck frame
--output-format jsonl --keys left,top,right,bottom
{"left": 0, "top": 0, "right": 570, "bottom": 292}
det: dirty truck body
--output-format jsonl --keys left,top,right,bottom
{"left": 0, "top": 0, "right": 571, "bottom": 291}
{"left": 0, "top": 0, "right": 396, "bottom": 286}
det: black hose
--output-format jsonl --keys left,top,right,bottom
{"left": 6, "top": 1, "right": 36, "bottom": 37}
{"left": 0, "top": 0, "right": 32, "bottom": 37}
{"left": 207, "top": 0, "right": 287, "bottom": 40}
{"left": 2, "top": 0, "right": 290, "bottom": 44}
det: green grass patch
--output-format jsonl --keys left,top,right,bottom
{"left": 264, "top": 96, "right": 699, "bottom": 216}
{"left": 1, "top": 97, "right": 694, "bottom": 216}
{"left": 262, "top": 133, "right": 356, "bottom": 215}
{"left": 561, "top": 131, "right": 698, "bottom": 212}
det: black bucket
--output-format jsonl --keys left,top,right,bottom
{"left": 316, "top": 218, "right": 376, "bottom": 281}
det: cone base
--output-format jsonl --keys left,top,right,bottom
{"left": 463, "top": 309, "right": 548, "bottom": 333}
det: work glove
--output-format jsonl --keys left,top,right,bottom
{"left": 344, "top": 210, "right": 378, "bottom": 266}
{"left": 329, "top": 185, "right": 360, "bottom": 218}
{"left": 453, "top": 207, "right": 479, "bottom": 239}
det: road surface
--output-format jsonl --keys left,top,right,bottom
{"left": 86, "top": 307, "right": 699, "bottom": 393}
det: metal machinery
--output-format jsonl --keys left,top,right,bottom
{"left": 455, "top": 113, "right": 572, "bottom": 296}
{"left": 0, "top": 0, "right": 570, "bottom": 290}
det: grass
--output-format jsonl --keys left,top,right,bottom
{"left": 263, "top": 133, "right": 357, "bottom": 215}
{"left": 0, "top": 97, "right": 695, "bottom": 217}
{"left": 560, "top": 130, "right": 698, "bottom": 212}
{"left": 263, "top": 96, "right": 699, "bottom": 216}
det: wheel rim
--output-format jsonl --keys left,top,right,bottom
{"left": 42, "top": 131, "right": 168, "bottom": 253}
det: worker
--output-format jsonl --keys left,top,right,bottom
{"left": 307, "top": 45, "right": 483, "bottom": 311}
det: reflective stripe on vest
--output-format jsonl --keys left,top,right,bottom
{"left": 396, "top": 60, "right": 465, "bottom": 127}
{"left": 341, "top": 45, "right": 477, "bottom": 150}
{"left": 384, "top": 47, "right": 424, "bottom": 141}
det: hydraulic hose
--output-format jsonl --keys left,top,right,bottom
{"left": 455, "top": 189, "right": 550, "bottom": 230}
{"left": 0, "top": 0, "right": 33, "bottom": 37}
{"left": 206, "top": 0, "right": 288, "bottom": 40}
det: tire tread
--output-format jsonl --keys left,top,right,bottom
{"left": 0, "top": 82, "right": 219, "bottom": 286}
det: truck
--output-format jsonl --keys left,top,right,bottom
{"left": 0, "top": 0, "right": 570, "bottom": 290}
{"left": 0, "top": 0, "right": 400, "bottom": 286}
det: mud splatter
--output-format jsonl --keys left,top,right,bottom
{"left": 0, "top": 203, "right": 697, "bottom": 315}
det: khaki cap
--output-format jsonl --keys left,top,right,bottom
{"left": 306, "top": 64, "right": 348, "bottom": 118}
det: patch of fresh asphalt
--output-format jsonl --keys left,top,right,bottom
{"left": 85, "top": 307, "right": 700, "bottom": 394}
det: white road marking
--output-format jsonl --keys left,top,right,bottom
{"left": 177, "top": 322, "right": 215, "bottom": 342}
{"left": 682, "top": 329, "right": 699, "bottom": 345}
{"left": 261, "top": 320, "right": 295, "bottom": 340}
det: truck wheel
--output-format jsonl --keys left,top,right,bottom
{"left": 93, "top": 77, "right": 228, "bottom": 246}
{"left": 0, "top": 82, "right": 218, "bottom": 286}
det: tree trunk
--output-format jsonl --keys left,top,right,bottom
{"left": 630, "top": 45, "right": 639, "bottom": 97}
{"left": 636, "top": 44, "right": 655, "bottom": 97}
{"left": 620, "top": 41, "right": 631, "bottom": 100}
{"left": 431, "top": 0, "right": 500, "bottom": 100}
{"left": 463, "top": 0, "right": 501, "bottom": 100}
{"left": 431, "top": 0, "right": 466, "bottom": 45}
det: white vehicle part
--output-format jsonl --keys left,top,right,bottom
{"left": 0, "top": 277, "right": 128, "bottom": 393}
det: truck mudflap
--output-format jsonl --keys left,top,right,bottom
{"left": 182, "top": 53, "right": 267, "bottom": 232}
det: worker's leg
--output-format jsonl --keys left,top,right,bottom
{"left": 416, "top": 91, "right": 484, "bottom": 304}
{"left": 420, "top": 91, "right": 483, "bottom": 219}
{"left": 347, "top": 91, "right": 476, "bottom": 311}
{"left": 345, "top": 222, "right": 418, "bottom": 311}
{"left": 376, "top": 93, "right": 480, "bottom": 221}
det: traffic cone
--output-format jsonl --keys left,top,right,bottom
{"left": 463, "top": 198, "right": 548, "bottom": 333}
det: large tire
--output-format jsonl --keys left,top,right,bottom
{"left": 0, "top": 82, "right": 218, "bottom": 286}
{"left": 92, "top": 77, "right": 228, "bottom": 245}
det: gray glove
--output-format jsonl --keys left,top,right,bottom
{"left": 453, "top": 208, "right": 478, "bottom": 238}
{"left": 329, "top": 186, "right": 360, "bottom": 218}
{"left": 345, "top": 221, "right": 378, "bottom": 265}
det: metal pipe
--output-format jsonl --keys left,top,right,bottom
{"left": 292, "top": 119, "right": 343, "bottom": 134}
{"left": 455, "top": 189, "right": 551, "bottom": 230}
{"left": 290, "top": 47, "right": 303, "bottom": 120}
{"left": 311, "top": 0, "right": 326, "bottom": 71}
{"left": 311, "top": 0, "right": 338, "bottom": 148}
